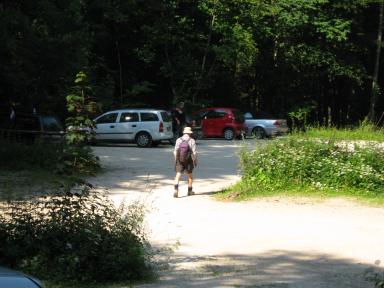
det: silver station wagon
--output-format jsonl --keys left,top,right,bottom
{"left": 92, "top": 109, "right": 173, "bottom": 147}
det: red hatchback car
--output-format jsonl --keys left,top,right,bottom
{"left": 191, "top": 107, "right": 246, "bottom": 140}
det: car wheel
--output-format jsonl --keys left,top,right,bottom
{"left": 223, "top": 128, "right": 234, "bottom": 140}
{"left": 136, "top": 132, "right": 152, "bottom": 147}
{"left": 252, "top": 127, "right": 266, "bottom": 139}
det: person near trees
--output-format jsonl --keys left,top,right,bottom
{"left": 173, "top": 126, "right": 197, "bottom": 198}
{"left": 172, "top": 101, "right": 186, "bottom": 137}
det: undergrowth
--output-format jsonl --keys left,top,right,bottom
{"left": 0, "top": 139, "right": 100, "bottom": 176}
{"left": 0, "top": 187, "right": 154, "bottom": 283}
{"left": 299, "top": 124, "right": 384, "bottom": 141}
{"left": 220, "top": 137, "right": 384, "bottom": 203}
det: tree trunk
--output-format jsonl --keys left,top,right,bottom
{"left": 116, "top": 41, "right": 123, "bottom": 104}
{"left": 369, "top": 0, "right": 384, "bottom": 122}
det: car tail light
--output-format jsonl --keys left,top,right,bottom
{"left": 159, "top": 121, "right": 164, "bottom": 132}
{"left": 273, "top": 120, "right": 281, "bottom": 126}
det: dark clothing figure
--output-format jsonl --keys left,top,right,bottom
{"left": 172, "top": 102, "right": 186, "bottom": 137}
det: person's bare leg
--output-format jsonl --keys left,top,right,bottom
{"left": 187, "top": 173, "right": 194, "bottom": 195}
{"left": 174, "top": 172, "right": 181, "bottom": 197}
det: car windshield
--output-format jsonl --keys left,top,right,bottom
{"left": 233, "top": 110, "right": 245, "bottom": 123}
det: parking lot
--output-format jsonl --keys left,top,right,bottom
{"left": 89, "top": 138, "right": 384, "bottom": 288}
{"left": 90, "top": 138, "right": 248, "bottom": 202}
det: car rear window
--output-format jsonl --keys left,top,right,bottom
{"left": 41, "top": 116, "right": 63, "bottom": 131}
{"left": 206, "top": 110, "right": 227, "bottom": 119}
{"left": 233, "top": 110, "right": 245, "bottom": 123}
{"left": 140, "top": 112, "right": 159, "bottom": 122}
{"left": 160, "top": 112, "right": 171, "bottom": 122}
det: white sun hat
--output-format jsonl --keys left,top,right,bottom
{"left": 183, "top": 127, "right": 193, "bottom": 134}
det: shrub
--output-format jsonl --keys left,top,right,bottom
{"left": 0, "top": 139, "right": 100, "bottom": 176}
{"left": 0, "top": 188, "right": 153, "bottom": 282}
{"left": 366, "top": 268, "right": 384, "bottom": 288}
{"left": 236, "top": 137, "right": 384, "bottom": 197}
{"left": 300, "top": 124, "right": 384, "bottom": 141}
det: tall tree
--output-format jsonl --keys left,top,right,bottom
{"left": 369, "top": 0, "right": 384, "bottom": 122}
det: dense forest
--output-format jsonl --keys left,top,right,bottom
{"left": 1, "top": 0, "right": 384, "bottom": 126}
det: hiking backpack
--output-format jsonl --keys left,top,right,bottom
{"left": 178, "top": 139, "right": 191, "bottom": 164}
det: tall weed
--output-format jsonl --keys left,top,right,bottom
{"left": 233, "top": 138, "right": 384, "bottom": 199}
{"left": 302, "top": 124, "right": 384, "bottom": 141}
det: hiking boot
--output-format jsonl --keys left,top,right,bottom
{"left": 187, "top": 187, "right": 194, "bottom": 196}
{"left": 173, "top": 184, "right": 179, "bottom": 198}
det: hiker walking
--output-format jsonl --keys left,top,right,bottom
{"left": 173, "top": 126, "right": 197, "bottom": 198}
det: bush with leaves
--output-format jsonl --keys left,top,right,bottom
{"left": 0, "top": 139, "right": 99, "bottom": 176}
{"left": 366, "top": 268, "right": 384, "bottom": 288}
{"left": 66, "top": 71, "right": 99, "bottom": 146}
{"left": 0, "top": 187, "right": 153, "bottom": 282}
{"left": 235, "top": 137, "right": 384, "bottom": 197}
{"left": 62, "top": 71, "right": 101, "bottom": 175}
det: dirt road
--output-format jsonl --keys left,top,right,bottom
{"left": 90, "top": 139, "right": 384, "bottom": 288}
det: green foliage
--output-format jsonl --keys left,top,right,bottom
{"left": 229, "top": 137, "right": 384, "bottom": 199}
{"left": 1, "top": 0, "right": 383, "bottom": 125}
{"left": 366, "top": 268, "right": 384, "bottom": 288}
{"left": 66, "top": 72, "right": 99, "bottom": 145}
{"left": 302, "top": 124, "right": 384, "bottom": 141}
{"left": 57, "top": 145, "right": 100, "bottom": 175}
{"left": 64, "top": 72, "right": 100, "bottom": 174}
{"left": 0, "top": 0, "right": 90, "bottom": 114}
{"left": 0, "top": 139, "right": 99, "bottom": 176}
{"left": 288, "top": 103, "right": 316, "bottom": 131}
{"left": 0, "top": 188, "right": 153, "bottom": 283}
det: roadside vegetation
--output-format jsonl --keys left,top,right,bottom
{"left": 0, "top": 139, "right": 98, "bottom": 199}
{"left": 0, "top": 187, "right": 154, "bottom": 285}
{"left": 219, "top": 127, "right": 384, "bottom": 205}
{"left": 0, "top": 73, "right": 100, "bottom": 199}
{"left": 0, "top": 137, "right": 156, "bottom": 286}
{"left": 302, "top": 124, "right": 384, "bottom": 142}
{"left": 0, "top": 73, "right": 156, "bottom": 286}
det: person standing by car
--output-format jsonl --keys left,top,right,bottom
{"left": 173, "top": 126, "right": 197, "bottom": 198}
{"left": 171, "top": 101, "right": 186, "bottom": 138}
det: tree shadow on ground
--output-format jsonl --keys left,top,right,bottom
{"left": 140, "top": 250, "right": 382, "bottom": 288}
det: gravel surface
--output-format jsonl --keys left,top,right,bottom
{"left": 89, "top": 139, "right": 384, "bottom": 288}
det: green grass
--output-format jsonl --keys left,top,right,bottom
{"left": 219, "top": 133, "right": 384, "bottom": 205}
{"left": 299, "top": 125, "right": 384, "bottom": 141}
{"left": 216, "top": 183, "right": 384, "bottom": 206}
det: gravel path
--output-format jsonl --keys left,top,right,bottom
{"left": 89, "top": 139, "right": 384, "bottom": 288}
